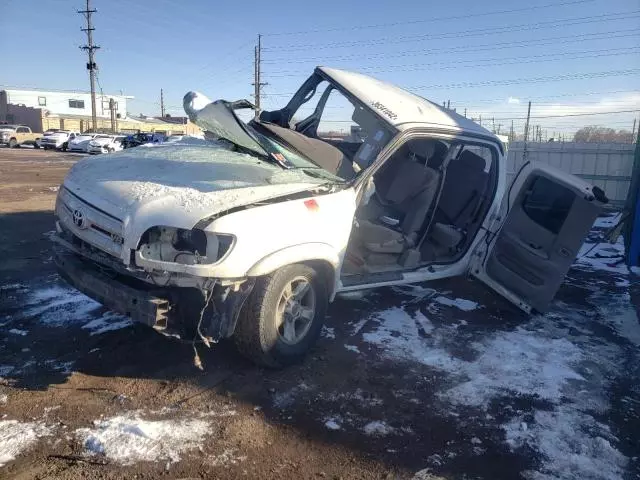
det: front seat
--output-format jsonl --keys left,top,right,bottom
{"left": 358, "top": 141, "right": 447, "bottom": 254}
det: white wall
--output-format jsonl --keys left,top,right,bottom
{"left": 507, "top": 141, "right": 635, "bottom": 207}
{"left": 2, "top": 89, "right": 129, "bottom": 118}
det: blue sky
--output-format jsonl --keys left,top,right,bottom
{"left": 1, "top": 0, "right": 639, "bottom": 136}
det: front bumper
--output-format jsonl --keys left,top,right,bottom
{"left": 54, "top": 246, "right": 171, "bottom": 329}
{"left": 52, "top": 233, "right": 255, "bottom": 340}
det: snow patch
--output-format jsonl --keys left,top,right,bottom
{"left": 321, "top": 326, "right": 335, "bottom": 339}
{"left": 363, "top": 420, "right": 394, "bottom": 436}
{"left": 0, "top": 420, "right": 53, "bottom": 467}
{"left": 75, "top": 412, "right": 212, "bottom": 465}
{"left": 0, "top": 366, "right": 15, "bottom": 377}
{"left": 593, "top": 213, "right": 621, "bottom": 228}
{"left": 0, "top": 394, "right": 7, "bottom": 404}
{"left": 344, "top": 344, "right": 361, "bottom": 354}
{"left": 8, "top": 328, "right": 28, "bottom": 336}
{"left": 575, "top": 236, "right": 629, "bottom": 275}
{"left": 81, "top": 312, "right": 133, "bottom": 335}
{"left": 433, "top": 296, "right": 479, "bottom": 311}
{"left": 324, "top": 418, "right": 342, "bottom": 431}
{"left": 503, "top": 406, "right": 627, "bottom": 480}
{"left": 24, "top": 286, "right": 101, "bottom": 325}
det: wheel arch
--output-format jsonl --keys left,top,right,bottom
{"left": 245, "top": 243, "right": 339, "bottom": 298}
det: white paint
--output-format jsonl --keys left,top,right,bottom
{"left": 75, "top": 412, "right": 212, "bottom": 466}
{"left": 319, "top": 67, "right": 494, "bottom": 136}
{"left": 433, "top": 296, "right": 479, "bottom": 312}
{"left": 0, "top": 420, "right": 53, "bottom": 467}
{"left": 362, "top": 420, "right": 394, "bottom": 436}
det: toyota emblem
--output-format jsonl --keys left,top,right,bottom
{"left": 72, "top": 209, "right": 86, "bottom": 229}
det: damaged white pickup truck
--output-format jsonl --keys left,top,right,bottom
{"left": 52, "top": 67, "right": 608, "bottom": 367}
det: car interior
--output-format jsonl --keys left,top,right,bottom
{"left": 256, "top": 77, "right": 393, "bottom": 182}
{"left": 342, "top": 137, "right": 498, "bottom": 276}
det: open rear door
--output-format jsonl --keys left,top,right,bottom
{"left": 471, "top": 162, "right": 608, "bottom": 313}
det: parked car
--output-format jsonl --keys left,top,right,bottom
{"left": 68, "top": 133, "right": 103, "bottom": 153}
{"left": 122, "top": 132, "right": 165, "bottom": 149}
{"left": 87, "top": 135, "right": 125, "bottom": 154}
{"left": 0, "top": 125, "right": 42, "bottom": 148}
{"left": 40, "top": 130, "right": 79, "bottom": 150}
{"left": 51, "top": 67, "right": 608, "bottom": 368}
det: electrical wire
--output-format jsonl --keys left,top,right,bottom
{"left": 262, "top": 0, "right": 596, "bottom": 36}
{"left": 263, "top": 11, "right": 639, "bottom": 51}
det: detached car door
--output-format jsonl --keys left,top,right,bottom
{"left": 471, "top": 161, "right": 608, "bottom": 313}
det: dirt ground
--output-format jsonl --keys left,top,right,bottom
{"left": 1, "top": 146, "right": 639, "bottom": 480}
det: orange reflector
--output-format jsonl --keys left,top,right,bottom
{"left": 304, "top": 199, "right": 319, "bottom": 212}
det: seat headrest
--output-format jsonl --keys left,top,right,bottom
{"left": 426, "top": 141, "right": 449, "bottom": 169}
{"left": 457, "top": 149, "right": 486, "bottom": 171}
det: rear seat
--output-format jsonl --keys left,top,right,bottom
{"left": 430, "top": 150, "right": 489, "bottom": 249}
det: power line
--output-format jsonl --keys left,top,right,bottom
{"left": 263, "top": 47, "right": 640, "bottom": 78}
{"left": 263, "top": 11, "right": 640, "bottom": 52}
{"left": 262, "top": 69, "right": 640, "bottom": 97}
{"left": 262, "top": 30, "right": 639, "bottom": 64}
{"left": 262, "top": 0, "right": 595, "bottom": 36}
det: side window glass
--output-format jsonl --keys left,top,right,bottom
{"left": 317, "top": 89, "right": 358, "bottom": 141}
{"left": 522, "top": 176, "right": 574, "bottom": 234}
{"left": 17, "top": 127, "right": 26, "bottom": 133}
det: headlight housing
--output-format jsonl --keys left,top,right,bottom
{"left": 138, "top": 226, "right": 234, "bottom": 265}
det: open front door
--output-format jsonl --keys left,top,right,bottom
{"left": 472, "top": 162, "right": 608, "bottom": 313}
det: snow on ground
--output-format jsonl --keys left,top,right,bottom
{"left": 81, "top": 312, "right": 133, "bottom": 335}
{"left": 575, "top": 235, "right": 629, "bottom": 275}
{"left": 503, "top": 406, "right": 627, "bottom": 480}
{"left": 0, "top": 420, "right": 53, "bottom": 467}
{"left": 11, "top": 283, "right": 132, "bottom": 335}
{"left": 75, "top": 411, "right": 212, "bottom": 466}
{"left": 355, "top": 237, "right": 639, "bottom": 479}
{"left": 593, "top": 212, "right": 622, "bottom": 229}
{"left": 363, "top": 421, "right": 394, "bottom": 436}
{"left": 323, "top": 417, "right": 342, "bottom": 431}
{"left": 433, "top": 296, "right": 479, "bottom": 311}
{"left": 8, "top": 329, "right": 27, "bottom": 336}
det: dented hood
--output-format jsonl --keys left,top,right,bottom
{"left": 62, "top": 140, "right": 320, "bottom": 232}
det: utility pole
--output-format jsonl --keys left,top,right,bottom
{"left": 252, "top": 34, "right": 267, "bottom": 120}
{"left": 510, "top": 120, "right": 514, "bottom": 142}
{"left": 446, "top": 100, "right": 450, "bottom": 109}
{"left": 492, "top": 117, "right": 495, "bottom": 133}
{"left": 632, "top": 118, "right": 637, "bottom": 142}
{"left": 479, "top": 114, "right": 482, "bottom": 126}
{"left": 160, "top": 89, "right": 165, "bottom": 117}
{"left": 523, "top": 101, "right": 532, "bottom": 161}
{"left": 109, "top": 98, "right": 116, "bottom": 134}
{"left": 78, "top": 0, "right": 99, "bottom": 132}
{"left": 464, "top": 108, "right": 467, "bottom": 118}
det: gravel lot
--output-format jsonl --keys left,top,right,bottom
{"left": 1, "top": 146, "right": 639, "bottom": 480}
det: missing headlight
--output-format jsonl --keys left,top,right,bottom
{"left": 138, "top": 226, "right": 234, "bottom": 265}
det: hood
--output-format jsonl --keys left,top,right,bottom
{"left": 62, "top": 140, "right": 320, "bottom": 238}
{"left": 183, "top": 92, "right": 268, "bottom": 158}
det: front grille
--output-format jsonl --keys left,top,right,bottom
{"left": 56, "top": 188, "right": 124, "bottom": 258}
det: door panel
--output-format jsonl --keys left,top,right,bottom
{"left": 474, "top": 163, "right": 605, "bottom": 312}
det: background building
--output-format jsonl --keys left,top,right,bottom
{"left": 0, "top": 88, "right": 131, "bottom": 120}
{"left": 0, "top": 88, "right": 202, "bottom": 136}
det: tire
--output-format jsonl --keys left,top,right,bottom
{"left": 33, "top": 140, "right": 40, "bottom": 149}
{"left": 234, "top": 264, "right": 327, "bottom": 368}
{"left": 61, "top": 142, "right": 68, "bottom": 152}
{"left": 8, "top": 138, "right": 17, "bottom": 148}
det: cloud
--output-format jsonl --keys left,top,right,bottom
{"left": 507, "top": 97, "right": 521, "bottom": 104}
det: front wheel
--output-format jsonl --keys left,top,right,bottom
{"left": 8, "top": 138, "right": 17, "bottom": 148}
{"left": 233, "top": 264, "right": 327, "bottom": 368}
